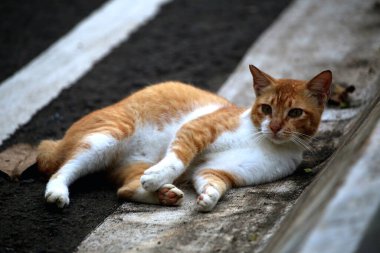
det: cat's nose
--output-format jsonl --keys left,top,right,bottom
{"left": 269, "top": 122, "right": 282, "bottom": 134}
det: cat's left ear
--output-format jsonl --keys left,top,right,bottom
{"left": 306, "top": 70, "right": 332, "bottom": 105}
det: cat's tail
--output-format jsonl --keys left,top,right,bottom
{"left": 36, "top": 140, "right": 63, "bottom": 177}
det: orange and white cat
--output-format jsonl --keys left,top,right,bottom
{"left": 37, "top": 65, "right": 331, "bottom": 212}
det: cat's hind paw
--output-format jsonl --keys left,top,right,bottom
{"left": 197, "top": 186, "right": 220, "bottom": 212}
{"left": 45, "top": 181, "right": 70, "bottom": 208}
{"left": 158, "top": 184, "right": 184, "bottom": 206}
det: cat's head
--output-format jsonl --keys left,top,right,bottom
{"left": 249, "top": 64, "right": 332, "bottom": 145}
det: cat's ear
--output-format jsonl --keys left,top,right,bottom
{"left": 306, "top": 70, "right": 332, "bottom": 105}
{"left": 249, "top": 65, "right": 276, "bottom": 96}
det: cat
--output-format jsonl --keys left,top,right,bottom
{"left": 37, "top": 65, "right": 331, "bottom": 212}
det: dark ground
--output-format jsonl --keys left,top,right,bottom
{"left": 0, "top": 1, "right": 292, "bottom": 252}
{"left": 0, "top": 0, "right": 106, "bottom": 83}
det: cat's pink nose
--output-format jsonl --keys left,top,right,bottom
{"left": 270, "top": 122, "right": 282, "bottom": 134}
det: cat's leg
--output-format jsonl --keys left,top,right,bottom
{"left": 45, "top": 133, "right": 118, "bottom": 208}
{"left": 192, "top": 168, "right": 241, "bottom": 212}
{"left": 140, "top": 152, "right": 186, "bottom": 192}
{"left": 115, "top": 162, "right": 184, "bottom": 206}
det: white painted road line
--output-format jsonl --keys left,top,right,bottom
{"left": 0, "top": 0, "right": 171, "bottom": 145}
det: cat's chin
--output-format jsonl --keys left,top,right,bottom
{"left": 266, "top": 135, "right": 290, "bottom": 145}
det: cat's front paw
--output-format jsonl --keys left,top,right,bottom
{"left": 45, "top": 180, "right": 70, "bottom": 208}
{"left": 141, "top": 153, "right": 184, "bottom": 192}
{"left": 141, "top": 164, "right": 172, "bottom": 191}
{"left": 140, "top": 171, "right": 165, "bottom": 192}
{"left": 158, "top": 184, "right": 184, "bottom": 206}
{"left": 197, "top": 186, "right": 220, "bottom": 212}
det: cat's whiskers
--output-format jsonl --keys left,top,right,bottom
{"left": 255, "top": 134, "right": 266, "bottom": 145}
{"left": 292, "top": 131, "right": 319, "bottom": 142}
{"left": 289, "top": 136, "right": 306, "bottom": 150}
{"left": 249, "top": 129, "right": 272, "bottom": 145}
{"left": 283, "top": 130, "right": 317, "bottom": 143}
{"left": 290, "top": 135, "right": 315, "bottom": 153}
{"left": 249, "top": 131, "right": 265, "bottom": 143}
{"left": 260, "top": 130, "right": 272, "bottom": 136}
{"left": 249, "top": 131, "right": 263, "bottom": 137}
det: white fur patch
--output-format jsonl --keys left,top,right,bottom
{"left": 86, "top": 133, "right": 119, "bottom": 165}
{"left": 206, "top": 109, "right": 258, "bottom": 152}
{"left": 261, "top": 117, "right": 271, "bottom": 133}
{"left": 130, "top": 187, "right": 160, "bottom": 204}
{"left": 181, "top": 104, "right": 223, "bottom": 123}
{"left": 240, "top": 108, "right": 252, "bottom": 118}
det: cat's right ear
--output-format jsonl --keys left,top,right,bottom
{"left": 249, "top": 65, "right": 276, "bottom": 96}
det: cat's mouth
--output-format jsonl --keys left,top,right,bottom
{"left": 267, "top": 132, "right": 289, "bottom": 144}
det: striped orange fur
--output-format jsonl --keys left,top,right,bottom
{"left": 171, "top": 106, "right": 244, "bottom": 165}
{"left": 197, "top": 169, "right": 242, "bottom": 194}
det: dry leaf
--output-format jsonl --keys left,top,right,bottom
{"left": 0, "top": 144, "right": 37, "bottom": 180}
{"left": 304, "top": 168, "right": 313, "bottom": 173}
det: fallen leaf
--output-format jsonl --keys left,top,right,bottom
{"left": 304, "top": 168, "right": 313, "bottom": 173}
{"left": 0, "top": 144, "right": 37, "bottom": 180}
{"left": 249, "top": 233, "right": 260, "bottom": 242}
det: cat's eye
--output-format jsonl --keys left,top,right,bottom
{"left": 261, "top": 104, "right": 272, "bottom": 115}
{"left": 288, "top": 108, "right": 303, "bottom": 118}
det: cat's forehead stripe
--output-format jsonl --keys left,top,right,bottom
{"left": 275, "top": 88, "right": 295, "bottom": 106}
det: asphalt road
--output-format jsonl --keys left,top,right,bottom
{"left": 0, "top": 1, "right": 291, "bottom": 252}
{"left": 0, "top": 0, "right": 106, "bottom": 84}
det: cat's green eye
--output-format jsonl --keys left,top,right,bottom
{"left": 288, "top": 108, "right": 303, "bottom": 118}
{"left": 261, "top": 104, "right": 272, "bottom": 115}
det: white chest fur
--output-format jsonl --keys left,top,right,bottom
{"left": 196, "top": 109, "right": 304, "bottom": 185}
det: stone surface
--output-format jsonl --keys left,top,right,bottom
{"left": 78, "top": 179, "right": 309, "bottom": 253}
